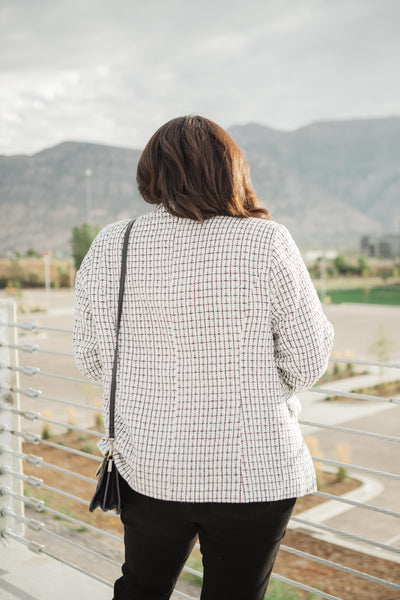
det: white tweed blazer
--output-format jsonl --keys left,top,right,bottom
{"left": 73, "top": 204, "right": 334, "bottom": 502}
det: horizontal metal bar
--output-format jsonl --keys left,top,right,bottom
{"left": 3, "top": 488, "right": 123, "bottom": 542}
{"left": 299, "top": 419, "right": 400, "bottom": 443}
{"left": 37, "top": 348, "right": 74, "bottom": 358}
{"left": 37, "top": 527, "right": 121, "bottom": 567}
{"left": 14, "top": 451, "right": 97, "bottom": 483}
{"left": 2, "top": 508, "right": 121, "bottom": 567}
{"left": 0, "top": 424, "right": 37, "bottom": 441}
{"left": 40, "top": 439, "right": 102, "bottom": 462}
{"left": 32, "top": 325, "right": 72, "bottom": 334}
{"left": 40, "top": 393, "right": 102, "bottom": 413}
{"left": 1, "top": 466, "right": 91, "bottom": 507}
{"left": 280, "top": 544, "right": 400, "bottom": 591}
{"left": 0, "top": 321, "right": 40, "bottom": 332}
{"left": 0, "top": 383, "right": 42, "bottom": 398}
{"left": 33, "top": 460, "right": 97, "bottom": 484}
{"left": 309, "top": 386, "right": 400, "bottom": 404}
{"left": 1, "top": 527, "right": 44, "bottom": 553}
{"left": 0, "top": 403, "right": 103, "bottom": 437}
{"left": 290, "top": 516, "right": 400, "bottom": 555}
{"left": 312, "top": 491, "right": 400, "bottom": 518}
{"left": 0, "top": 342, "right": 73, "bottom": 357}
{"left": 1, "top": 363, "right": 101, "bottom": 387}
{"left": 40, "top": 546, "right": 113, "bottom": 587}
{"left": 0, "top": 342, "right": 39, "bottom": 353}
{"left": 37, "top": 415, "right": 103, "bottom": 438}
{"left": 2, "top": 528, "right": 113, "bottom": 587}
{"left": 328, "top": 356, "right": 400, "bottom": 369}
{"left": 1, "top": 487, "right": 48, "bottom": 512}
{"left": 1, "top": 427, "right": 102, "bottom": 464}
{"left": 2, "top": 458, "right": 97, "bottom": 486}
{"left": 173, "top": 589, "right": 198, "bottom": 600}
{"left": 4, "top": 520, "right": 200, "bottom": 599}
{"left": 1, "top": 321, "right": 72, "bottom": 334}
{"left": 37, "top": 505, "right": 121, "bottom": 538}
{"left": 2, "top": 466, "right": 92, "bottom": 504}
{"left": 39, "top": 371, "right": 102, "bottom": 387}
{"left": 311, "top": 455, "right": 400, "bottom": 480}
{"left": 36, "top": 482, "right": 90, "bottom": 506}
{"left": 271, "top": 573, "right": 343, "bottom": 600}
{"left": 0, "top": 364, "right": 40, "bottom": 377}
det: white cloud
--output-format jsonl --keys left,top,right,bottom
{"left": 0, "top": 0, "right": 399, "bottom": 154}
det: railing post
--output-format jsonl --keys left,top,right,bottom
{"left": 0, "top": 300, "right": 25, "bottom": 537}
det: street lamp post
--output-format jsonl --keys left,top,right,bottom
{"left": 85, "top": 168, "right": 93, "bottom": 224}
{"left": 42, "top": 253, "right": 50, "bottom": 312}
{"left": 320, "top": 253, "right": 327, "bottom": 305}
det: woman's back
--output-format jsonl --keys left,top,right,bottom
{"left": 74, "top": 203, "right": 333, "bottom": 502}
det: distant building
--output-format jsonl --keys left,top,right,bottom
{"left": 361, "top": 234, "right": 400, "bottom": 258}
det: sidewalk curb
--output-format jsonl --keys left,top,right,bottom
{"left": 288, "top": 468, "right": 399, "bottom": 564}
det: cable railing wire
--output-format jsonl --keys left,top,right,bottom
{"left": 0, "top": 426, "right": 102, "bottom": 462}
{"left": 0, "top": 321, "right": 72, "bottom": 334}
{"left": 309, "top": 385, "right": 400, "bottom": 404}
{"left": 1, "top": 315, "right": 399, "bottom": 600}
{"left": 3, "top": 488, "right": 207, "bottom": 592}
{"left": 2, "top": 508, "right": 121, "bottom": 567}
{"left": 312, "top": 490, "right": 400, "bottom": 518}
{"left": 0, "top": 383, "right": 102, "bottom": 412}
{"left": 299, "top": 419, "right": 400, "bottom": 443}
{"left": 2, "top": 487, "right": 123, "bottom": 541}
{"left": 0, "top": 342, "right": 74, "bottom": 357}
{"left": 2, "top": 467, "right": 90, "bottom": 506}
{"left": 1, "top": 528, "right": 114, "bottom": 588}
{"left": 1, "top": 453, "right": 98, "bottom": 484}
{"left": 0, "top": 403, "right": 103, "bottom": 437}
{"left": 310, "top": 455, "right": 400, "bottom": 480}
{"left": 271, "top": 573, "right": 348, "bottom": 600}
{"left": 290, "top": 516, "right": 400, "bottom": 555}
{"left": 327, "top": 356, "right": 400, "bottom": 369}
{"left": 1, "top": 363, "right": 101, "bottom": 387}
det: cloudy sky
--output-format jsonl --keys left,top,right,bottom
{"left": 1, "top": 0, "right": 399, "bottom": 155}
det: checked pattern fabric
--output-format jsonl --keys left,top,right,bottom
{"left": 74, "top": 204, "right": 334, "bottom": 502}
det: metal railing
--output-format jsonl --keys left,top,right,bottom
{"left": 1, "top": 301, "right": 400, "bottom": 599}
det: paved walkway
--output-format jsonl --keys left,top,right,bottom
{"left": 1, "top": 542, "right": 193, "bottom": 600}
{"left": 1, "top": 543, "right": 111, "bottom": 600}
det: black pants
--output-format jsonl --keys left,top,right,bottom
{"left": 113, "top": 475, "right": 296, "bottom": 600}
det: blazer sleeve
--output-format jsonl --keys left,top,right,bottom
{"left": 268, "top": 223, "right": 334, "bottom": 393}
{"left": 73, "top": 239, "right": 103, "bottom": 382}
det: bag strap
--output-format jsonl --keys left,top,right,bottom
{"left": 108, "top": 219, "right": 136, "bottom": 442}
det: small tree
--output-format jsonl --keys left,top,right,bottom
{"left": 25, "top": 249, "right": 40, "bottom": 258}
{"left": 71, "top": 224, "right": 100, "bottom": 270}
{"left": 333, "top": 253, "right": 348, "bottom": 275}
{"left": 358, "top": 255, "right": 369, "bottom": 277}
{"left": 370, "top": 323, "right": 395, "bottom": 382}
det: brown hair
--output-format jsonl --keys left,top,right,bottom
{"left": 136, "top": 115, "right": 271, "bottom": 223}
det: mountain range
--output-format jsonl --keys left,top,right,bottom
{"left": 1, "top": 116, "right": 399, "bottom": 253}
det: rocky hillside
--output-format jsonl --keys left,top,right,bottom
{"left": 1, "top": 116, "right": 399, "bottom": 253}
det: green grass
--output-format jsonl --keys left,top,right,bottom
{"left": 265, "top": 580, "right": 319, "bottom": 599}
{"left": 320, "top": 285, "right": 400, "bottom": 305}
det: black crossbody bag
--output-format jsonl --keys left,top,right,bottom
{"left": 89, "top": 219, "right": 136, "bottom": 513}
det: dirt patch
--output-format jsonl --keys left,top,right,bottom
{"left": 275, "top": 531, "right": 400, "bottom": 600}
{"left": 21, "top": 432, "right": 399, "bottom": 599}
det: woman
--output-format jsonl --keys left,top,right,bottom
{"left": 73, "top": 115, "right": 334, "bottom": 600}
